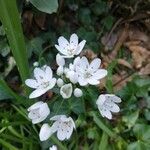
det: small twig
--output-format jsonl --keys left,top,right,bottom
{"left": 113, "top": 71, "right": 135, "bottom": 87}
{"left": 105, "top": 18, "right": 123, "bottom": 44}
{"left": 110, "top": 23, "right": 129, "bottom": 58}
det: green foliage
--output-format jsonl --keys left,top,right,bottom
{"left": 29, "top": 0, "right": 58, "bottom": 14}
{"left": 0, "top": 0, "right": 149, "bottom": 149}
{"left": 0, "top": 79, "right": 13, "bottom": 100}
{"left": 0, "top": 0, "right": 30, "bottom": 84}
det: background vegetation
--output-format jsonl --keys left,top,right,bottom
{"left": 0, "top": 0, "right": 150, "bottom": 149}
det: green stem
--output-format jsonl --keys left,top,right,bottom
{"left": 0, "top": 138, "right": 19, "bottom": 150}
{"left": 0, "top": 0, "right": 30, "bottom": 89}
{"left": 55, "top": 99, "right": 65, "bottom": 115}
{"left": 0, "top": 79, "right": 32, "bottom": 106}
{"left": 99, "top": 131, "right": 108, "bottom": 150}
{"left": 51, "top": 136, "right": 67, "bottom": 150}
{"left": 90, "top": 111, "right": 115, "bottom": 137}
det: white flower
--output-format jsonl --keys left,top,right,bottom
{"left": 57, "top": 78, "right": 64, "bottom": 87}
{"left": 96, "top": 94, "right": 121, "bottom": 119}
{"left": 60, "top": 83, "right": 73, "bottom": 99}
{"left": 55, "top": 33, "right": 86, "bottom": 58}
{"left": 39, "top": 115, "right": 75, "bottom": 141}
{"left": 25, "top": 66, "right": 56, "bottom": 98}
{"left": 75, "top": 57, "right": 107, "bottom": 86}
{"left": 49, "top": 145, "right": 57, "bottom": 150}
{"left": 74, "top": 88, "right": 83, "bottom": 97}
{"left": 27, "top": 101, "right": 50, "bottom": 124}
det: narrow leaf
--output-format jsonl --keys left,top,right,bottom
{"left": 29, "top": 0, "right": 58, "bottom": 14}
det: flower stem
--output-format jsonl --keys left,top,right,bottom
{"left": 51, "top": 136, "right": 67, "bottom": 150}
{"left": 55, "top": 99, "right": 65, "bottom": 115}
{"left": 99, "top": 131, "right": 108, "bottom": 150}
{"left": 89, "top": 111, "right": 115, "bottom": 137}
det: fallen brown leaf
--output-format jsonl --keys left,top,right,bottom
{"left": 117, "top": 59, "right": 132, "bottom": 69}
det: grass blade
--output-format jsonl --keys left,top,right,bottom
{"left": 0, "top": 0, "right": 30, "bottom": 85}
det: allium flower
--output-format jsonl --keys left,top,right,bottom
{"left": 25, "top": 66, "right": 56, "bottom": 98}
{"left": 60, "top": 83, "right": 73, "bottom": 99}
{"left": 74, "top": 88, "right": 83, "bottom": 97}
{"left": 49, "top": 145, "right": 57, "bottom": 150}
{"left": 55, "top": 33, "right": 86, "bottom": 58}
{"left": 39, "top": 115, "right": 75, "bottom": 141}
{"left": 67, "top": 56, "right": 107, "bottom": 86}
{"left": 96, "top": 94, "right": 121, "bottom": 119}
{"left": 27, "top": 101, "right": 50, "bottom": 124}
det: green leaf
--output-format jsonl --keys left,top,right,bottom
{"left": 0, "top": 80, "right": 13, "bottom": 100}
{"left": 127, "top": 141, "right": 150, "bottom": 150}
{"left": 0, "top": 0, "right": 30, "bottom": 85}
{"left": 91, "top": 1, "right": 108, "bottom": 16}
{"left": 29, "top": 0, "right": 58, "bottom": 14}
{"left": 99, "top": 132, "right": 108, "bottom": 150}
{"left": 78, "top": 8, "right": 92, "bottom": 25}
{"left": 70, "top": 97, "right": 85, "bottom": 115}
{"left": 102, "top": 15, "right": 114, "bottom": 30}
{"left": 106, "top": 60, "right": 117, "bottom": 93}
{"left": 122, "top": 110, "right": 139, "bottom": 129}
{"left": 133, "top": 124, "right": 150, "bottom": 141}
{"left": 0, "top": 138, "right": 19, "bottom": 150}
{"left": 26, "top": 37, "right": 44, "bottom": 57}
{"left": 90, "top": 111, "right": 115, "bottom": 137}
{"left": 0, "top": 25, "right": 5, "bottom": 35}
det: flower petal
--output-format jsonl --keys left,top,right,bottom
{"left": 56, "top": 53, "right": 65, "bottom": 66}
{"left": 39, "top": 103, "right": 50, "bottom": 119}
{"left": 25, "top": 79, "right": 39, "bottom": 89}
{"left": 78, "top": 76, "right": 88, "bottom": 86}
{"left": 92, "top": 69, "right": 107, "bottom": 80}
{"left": 29, "top": 88, "right": 48, "bottom": 99}
{"left": 45, "top": 66, "right": 52, "bottom": 80}
{"left": 27, "top": 101, "right": 44, "bottom": 111}
{"left": 89, "top": 58, "right": 101, "bottom": 71}
{"left": 32, "top": 116, "right": 46, "bottom": 124}
{"left": 57, "top": 128, "right": 66, "bottom": 141}
{"left": 68, "top": 72, "right": 78, "bottom": 84}
{"left": 39, "top": 124, "right": 53, "bottom": 141}
{"left": 58, "top": 36, "right": 69, "bottom": 48}
{"left": 76, "top": 40, "right": 86, "bottom": 55}
{"left": 96, "top": 95, "right": 106, "bottom": 106}
{"left": 106, "top": 94, "right": 122, "bottom": 103}
{"left": 100, "top": 108, "right": 112, "bottom": 119}
{"left": 48, "top": 78, "right": 56, "bottom": 89}
{"left": 55, "top": 45, "right": 68, "bottom": 56}
{"left": 80, "top": 57, "right": 89, "bottom": 70}
{"left": 70, "top": 33, "right": 78, "bottom": 48}
{"left": 50, "top": 115, "right": 66, "bottom": 121}
{"left": 87, "top": 78, "right": 99, "bottom": 85}
{"left": 110, "top": 103, "right": 120, "bottom": 113}
{"left": 57, "top": 66, "right": 64, "bottom": 76}
{"left": 34, "top": 67, "right": 45, "bottom": 81}
{"left": 49, "top": 145, "right": 57, "bottom": 150}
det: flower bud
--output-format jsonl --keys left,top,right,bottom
{"left": 57, "top": 78, "right": 64, "bottom": 87}
{"left": 74, "top": 88, "right": 83, "bottom": 97}
{"left": 57, "top": 66, "right": 63, "bottom": 76}
{"left": 33, "top": 61, "right": 39, "bottom": 67}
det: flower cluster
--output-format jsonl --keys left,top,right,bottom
{"left": 25, "top": 33, "right": 122, "bottom": 145}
